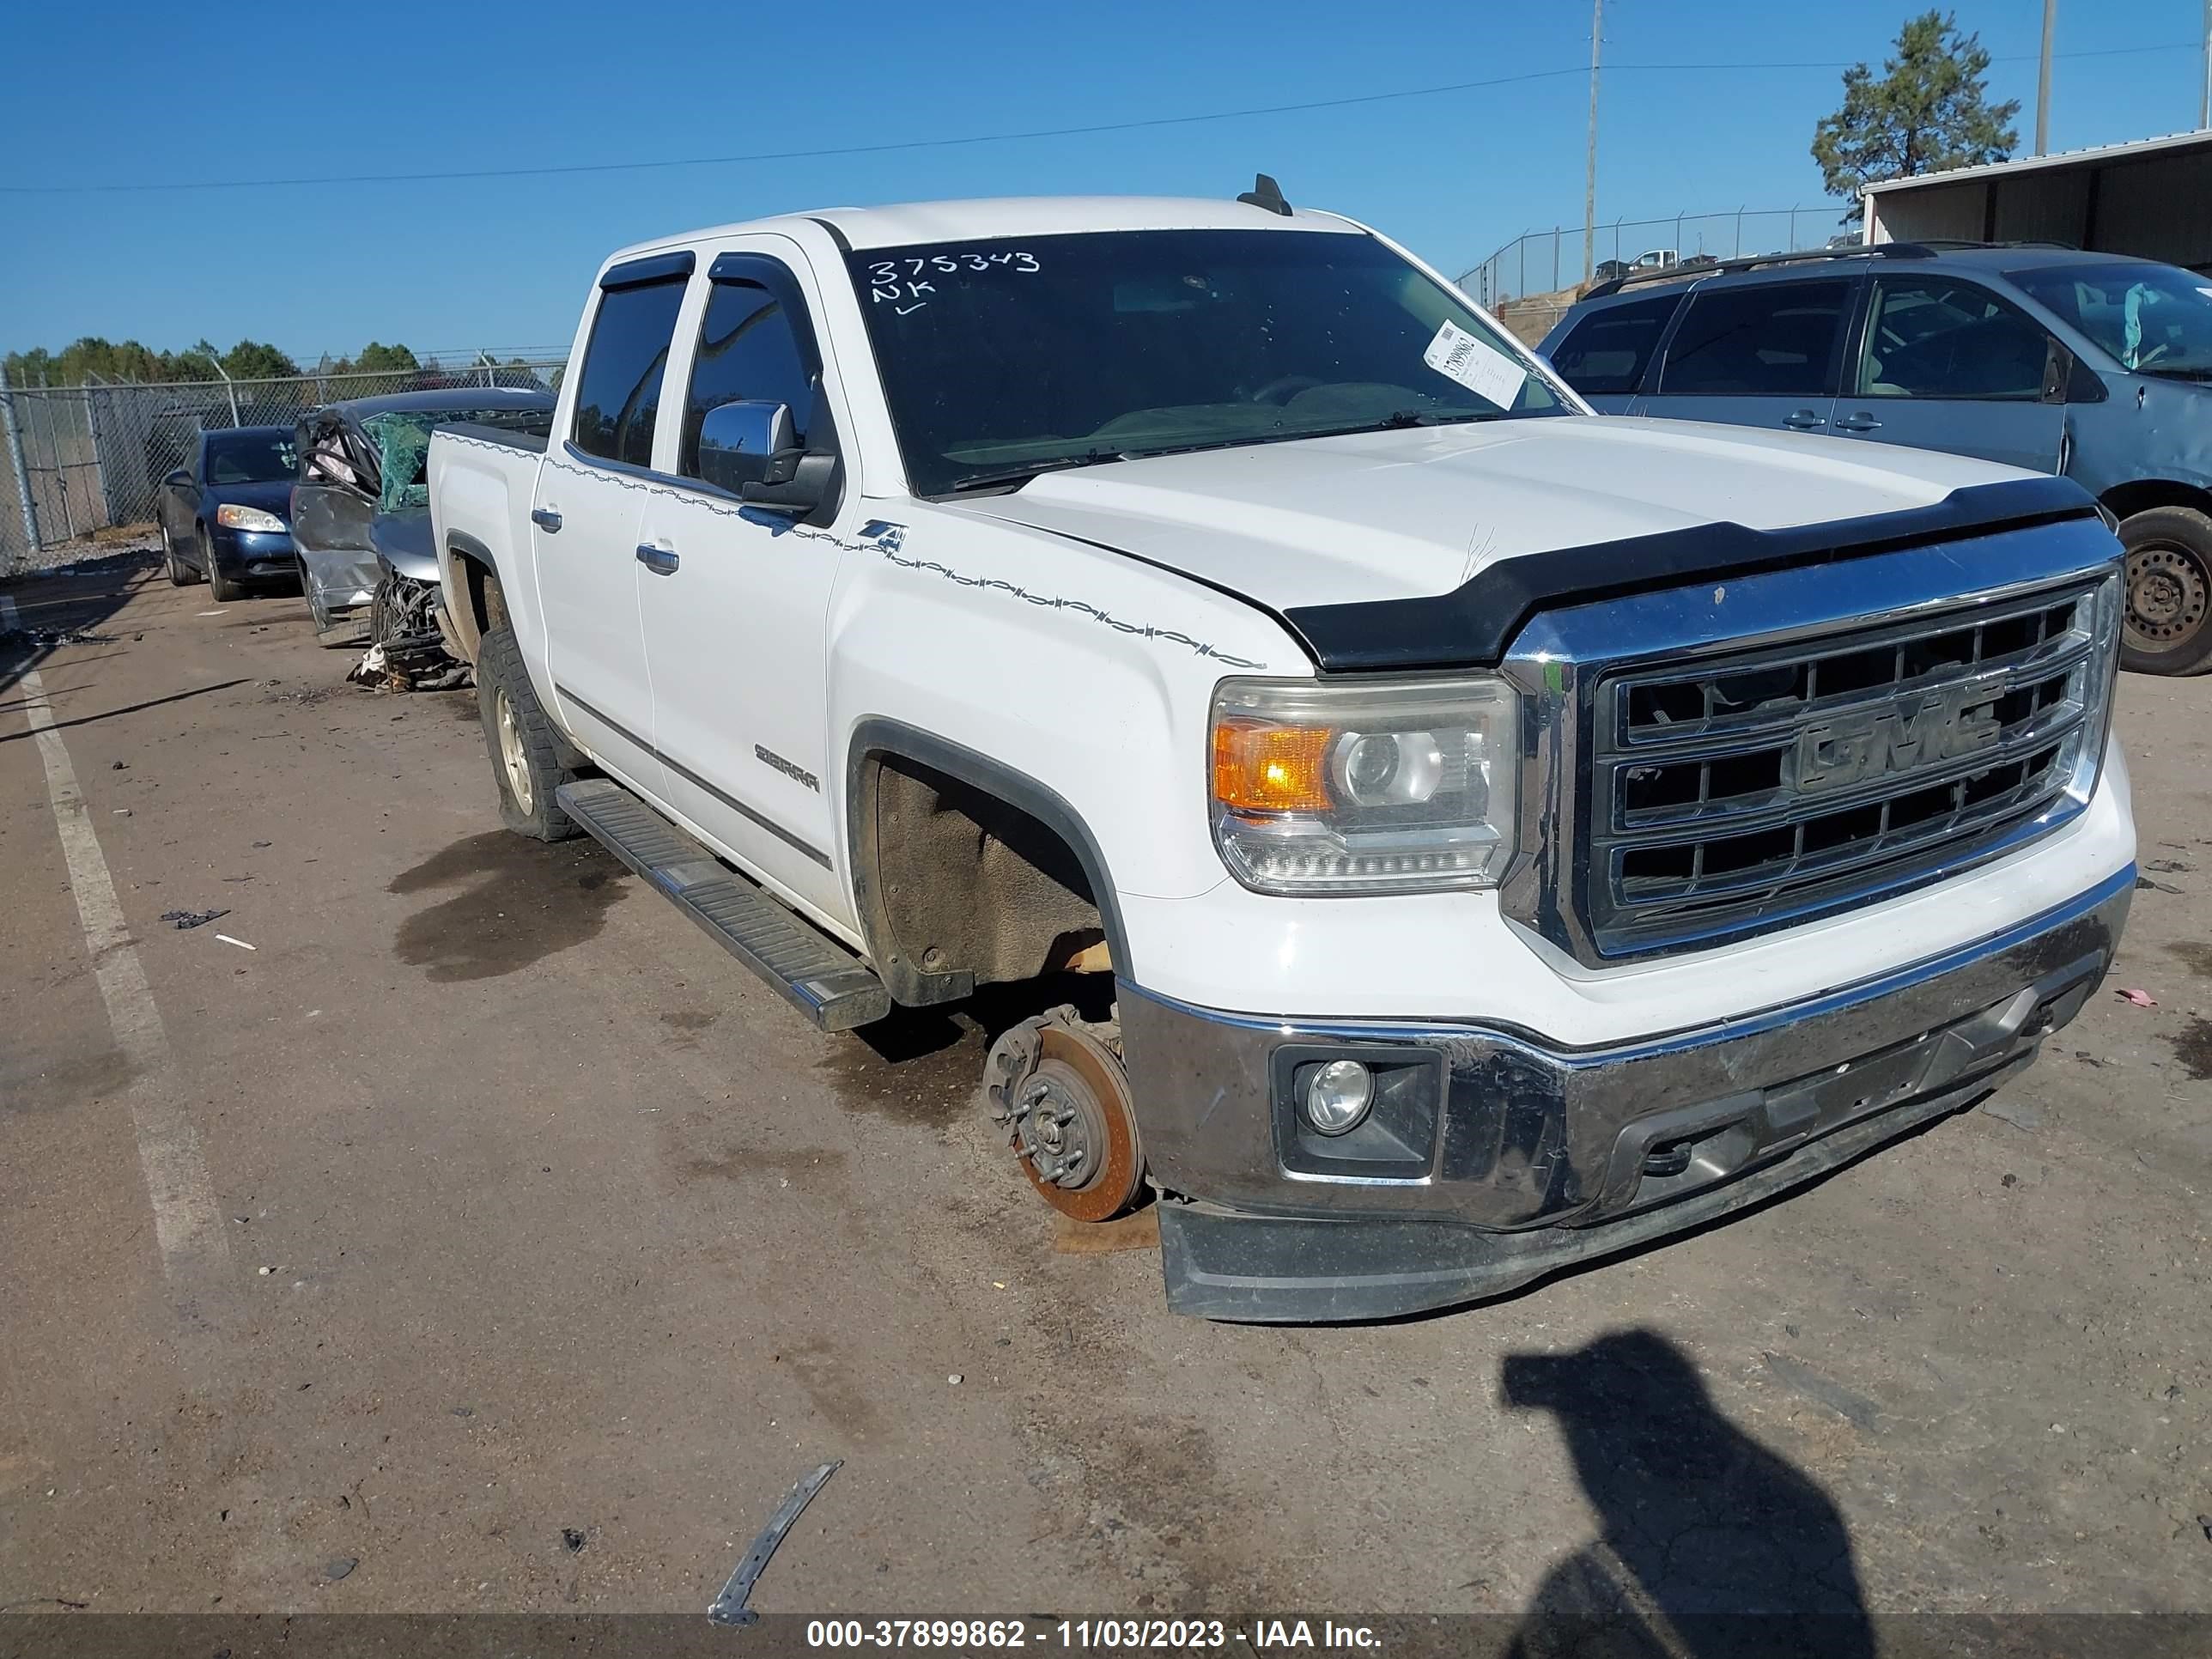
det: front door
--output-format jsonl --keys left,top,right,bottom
{"left": 533, "top": 265, "right": 691, "bottom": 794}
{"left": 634, "top": 242, "right": 848, "bottom": 923}
{"left": 1637, "top": 276, "right": 1856, "bottom": 439}
{"left": 1827, "top": 274, "right": 2067, "bottom": 475}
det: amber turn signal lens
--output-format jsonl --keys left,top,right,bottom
{"left": 1212, "top": 720, "right": 1334, "bottom": 813}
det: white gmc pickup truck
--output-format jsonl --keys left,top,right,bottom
{"left": 428, "top": 185, "right": 2136, "bottom": 1322}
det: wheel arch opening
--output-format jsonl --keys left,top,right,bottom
{"left": 848, "top": 732, "right": 1124, "bottom": 1009}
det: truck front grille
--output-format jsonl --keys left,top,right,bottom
{"left": 1583, "top": 574, "right": 2118, "bottom": 957}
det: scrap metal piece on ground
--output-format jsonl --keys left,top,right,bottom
{"left": 349, "top": 631, "right": 471, "bottom": 693}
{"left": 706, "top": 1459, "right": 842, "bottom": 1627}
{"left": 161, "top": 908, "right": 229, "bottom": 930}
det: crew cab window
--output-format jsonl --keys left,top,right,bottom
{"left": 1857, "top": 278, "right": 2050, "bottom": 399}
{"left": 1658, "top": 280, "right": 1850, "bottom": 397}
{"left": 679, "top": 279, "right": 818, "bottom": 478}
{"left": 571, "top": 277, "right": 687, "bottom": 467}
{"left": 1548, "top": 295, "right": 1682, "bottom": 394}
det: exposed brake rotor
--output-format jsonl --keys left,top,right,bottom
{"left": 983, "top": 1007, "right": 1144, "bottom": 1223}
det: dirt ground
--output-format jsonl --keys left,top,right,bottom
{"left": 1, "top": 553, "right": 2208, "bottom": 1637}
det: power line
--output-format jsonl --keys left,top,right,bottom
{"left": 2, "top": 40, "right": 2197, "bottom": 198}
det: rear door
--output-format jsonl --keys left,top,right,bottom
{"left": 632, "top": 241, "right": 848, "bottom": 920}
{"left": 1639, "top": 276, "right": 1857, "bottom": 437}
{"left": 1827, "top": 273, "right": 2067, "bottom": 474}
{"left": 1544, "top": 293, "right": 1684, "bottom": 412}
{"left": 532, "top": 255, "right": 692, "bottom": 796}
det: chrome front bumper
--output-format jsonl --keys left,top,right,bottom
{"left": 1122, "top": 866, "right": 2133, "bottom": 1322}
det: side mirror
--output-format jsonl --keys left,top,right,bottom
{"left": 697, "top": 399, "right": 833, "bottom": 514}
{"left": 163, "top": 468, "right": 191, "bottom": 486}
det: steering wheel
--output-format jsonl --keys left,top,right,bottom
{"left": 1248, "top": 374, "right": 1325, "bottom": 405}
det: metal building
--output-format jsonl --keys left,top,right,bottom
{"left": 1861, "top": 130, "right": 2212, "bottom": 273}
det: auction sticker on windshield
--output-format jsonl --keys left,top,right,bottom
{"left": 1424, "top": 319, "right": 1525, "bottom": 408}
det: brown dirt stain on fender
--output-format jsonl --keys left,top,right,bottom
{"left": 387, "top": 832, "right": 625, "bottom": 981}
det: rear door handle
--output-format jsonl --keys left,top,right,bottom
{"left": 635, "top": 543, "right": 680, "bottom": 575}
{"left": 1782, "top": 409, "right": 1826, "bottom": 430}
{"left": 1833, "top": 413, "right": 1883, "bottom": 433}
{"left": 531, "top": 507, "right": 562, "bottom": 532}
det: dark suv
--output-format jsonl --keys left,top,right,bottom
{"left": 1540, "top": 243, "right": 2212, "bottom": 673}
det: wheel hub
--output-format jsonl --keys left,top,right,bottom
{"left": 983, "top": 1009, "right": 1143, "bottom": 1223}
{"left": 2126, "top": 544, "right": 2209, "bottom": 646}
{"left": 495, "top": 690, "right": 533, "bottom": 814}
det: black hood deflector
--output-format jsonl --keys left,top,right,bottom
{"left": 1279, "top": 474, "right": 2100, "bottom": 673}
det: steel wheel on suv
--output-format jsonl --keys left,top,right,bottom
{"left": 2119, "top": 507, "right": 2212, "bottom": 675}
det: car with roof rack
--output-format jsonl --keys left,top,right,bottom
{"left": 1541, "top": 240, "right": 2212, "bottom": 674}
{"left": 423, "top": 181, "right": 2135, "bottom": 1321}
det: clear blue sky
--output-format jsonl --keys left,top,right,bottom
{"left": 0, "top": 0, "right": 2203, "bottom": 364}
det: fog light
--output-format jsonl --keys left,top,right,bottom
{"left": 1304, "top": 1059, "right": 1373, "bottom": 1135}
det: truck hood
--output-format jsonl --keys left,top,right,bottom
{"left": 952, "top": 416, "right": 2024, "bottom": 613}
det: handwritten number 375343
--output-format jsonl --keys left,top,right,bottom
{"left": 867, "top": 251, "right": 1039, "bottom": 313}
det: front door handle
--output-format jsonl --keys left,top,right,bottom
{"left": 1833, "top": 413, "right": 1883, "bottom": 433}
{"left": 531, "top": 507, "right": 562, "bottom": 532}
{"left": 1782, "top": 409, "right": 1826, "bottom": 430}
{"left": 635, "top": 543, "right": 680, "bottom": 575}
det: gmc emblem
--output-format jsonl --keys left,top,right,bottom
{"left": 1794, "top": 684, "right": 2002, "bottom": 794}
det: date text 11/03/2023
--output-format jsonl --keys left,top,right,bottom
{"left": 804, "top": 1619, "right": 1383, "bottom": 1650}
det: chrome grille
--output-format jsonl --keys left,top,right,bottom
{"left": 1583, "top": 574, "right": 2119, "bottom": 957}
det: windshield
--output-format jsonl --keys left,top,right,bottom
{"left": 2009, "top": 260, "right": 2212, "bottom": 378}
{"left": 362, "top": 404, "right": 553, "bottom": 513}
{"left": 204, "top": 432, "right": 297, "bottom": 484}
{"left": 847, "top": 228, "right": 1570, "bottom": 496}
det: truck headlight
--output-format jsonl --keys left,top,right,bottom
{"left": 216, "top": 503, "right": 286, "bottom": 532}
{"left": 1209, "top": 676, "right": 1520, "bottom": 895}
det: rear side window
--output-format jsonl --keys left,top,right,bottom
{"left": 679, "top": 279, "right": 819, "bottom": 477}
{"left": 1659, "top": 280, "right": 1851, "bottom": 398}
{"left": 1548, "top": 295, "right": 1682, "bottom": 395}
{"left": 571, "top": 277, "right": 688, "bottom": 466}
{"left": 1858, "top": 277, "right": 2050, "bottom": 399}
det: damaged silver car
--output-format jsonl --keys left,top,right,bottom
{"left": 292, "top": 389, "right": 556, "bottom": 659}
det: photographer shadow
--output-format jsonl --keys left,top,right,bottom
{"left": 1502, "top": 1329, "right": 1875, "bottom": 1659}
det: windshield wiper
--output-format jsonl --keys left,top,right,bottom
{"left": 1365, "top": 409, "right": 1503, "bottom": 431}
{"left": 946, "top": 450, "right": 1127, "bottom": 493}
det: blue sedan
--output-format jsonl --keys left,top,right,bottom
{"left": 155, "top": 425, "right": 301, "bottom": 603}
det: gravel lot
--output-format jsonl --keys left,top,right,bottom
{"left": 2, "top": 555, "right": 2208, "bottom": 1641}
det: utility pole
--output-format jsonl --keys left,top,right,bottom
{"left": 2202, "top": 0, "right": 2209, "bottom": 129}
{"left": 1583, "top": 0, "right": 1602, "bottom": 284}
{"left": 2035, "top": 0, "right": 2057, "bottom": 154}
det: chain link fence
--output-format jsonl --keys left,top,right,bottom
{"left": 1460, "top": 206, "right": 1856, "bottom": 344}
{"left": 0, "top": 356, "right": 567, "bottom": 575}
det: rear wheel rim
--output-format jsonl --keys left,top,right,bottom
{"left": 2125, "top": 542, "right": 2209, "bottom": 653}
{"left": 495, "top": 689, "right": 532, "bottom": 815}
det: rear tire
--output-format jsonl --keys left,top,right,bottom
{"left": 163, "top": 527, "right": 196, "bottom": 586}
{"left": 201, "top": 526, "right": 241, "bottom": 603}
{"left": 476, "top": 626, "right": 580, "bottom": 841}
{"left": 2118, "top": 507, "right": 2212, "bottom": 676}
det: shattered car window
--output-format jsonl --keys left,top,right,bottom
{"left": 363, "top": 405, "right": 557, "bottom": 514}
